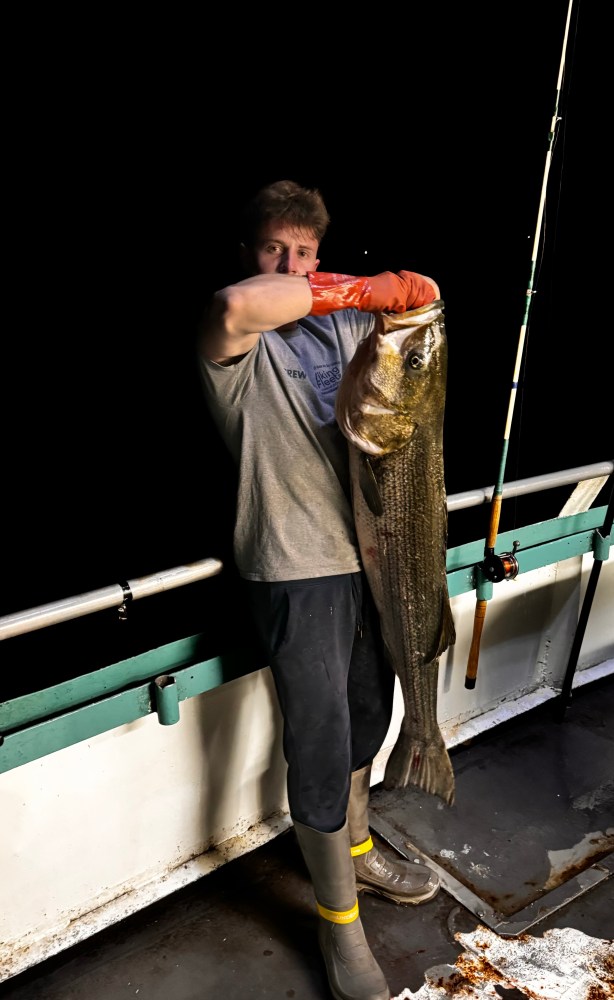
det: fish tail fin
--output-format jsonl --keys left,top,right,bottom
{"left": 383, "top": 728, "right": 455, "bottom": 806}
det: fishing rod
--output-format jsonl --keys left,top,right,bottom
{"left": 464, "top": 0, "right": 576, "bottom": 690}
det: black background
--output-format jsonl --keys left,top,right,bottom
{"left": 2, "top": 1, "right": 609, "bottom": 695}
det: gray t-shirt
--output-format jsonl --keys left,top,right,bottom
{"left": 200, "top": 310, "right": 375, "bottom": 582}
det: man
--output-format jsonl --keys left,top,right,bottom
{"left": 199, "top": 179, "right": 440, "bottom": 1000}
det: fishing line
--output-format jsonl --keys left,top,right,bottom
{"left": 464, "top": 0, "right": 578, "bottom": 690}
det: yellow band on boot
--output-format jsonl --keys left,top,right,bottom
{"left": 350, "top": 836, "right": 373, "bottom": 858}
{"left": 316, "top": 899, "right": 359, "bottom": 924}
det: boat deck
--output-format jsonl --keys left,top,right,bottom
{"left": 2, "top": 673, "right": 613, "bottom": 999}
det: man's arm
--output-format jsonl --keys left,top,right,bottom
{"left": 199, "top": 274, "right": 313, "bottom": 365}
{"left": 199, "top": 269, "right": 440, "bottom": 366}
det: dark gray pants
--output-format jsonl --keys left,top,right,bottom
{"left": 244, "top": 572, "right": 395, "bottom": 831}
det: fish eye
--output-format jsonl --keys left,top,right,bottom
{"left": 407, "top": 353, "right": 425, "bottom": 370}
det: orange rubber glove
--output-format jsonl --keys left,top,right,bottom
{"left": 307, "top": 270, "right": 437, "bottom": 316}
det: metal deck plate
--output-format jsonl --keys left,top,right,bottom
{"left": 369, "top": 680, "right": 614, "bottom": 937}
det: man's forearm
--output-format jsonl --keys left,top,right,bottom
{"left": 307, "top": 271, "right": 438, "bottom": 316}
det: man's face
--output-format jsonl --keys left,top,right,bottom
{"left": 247, "top": 222, "right": 320, "bottom": 277}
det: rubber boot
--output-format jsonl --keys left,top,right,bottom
{"left": 293, "top": 818, "right": 390, "bottom": 1000}
{"left": 348, "top": 765, "right": 440, "bottom": 905}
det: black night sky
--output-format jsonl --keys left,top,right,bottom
{"left": 2, "top": 1, "right": 609, "bottom": 694}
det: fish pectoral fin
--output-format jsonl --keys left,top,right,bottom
{"left": 359, "top": 454, "right": 384, "bottom": 516}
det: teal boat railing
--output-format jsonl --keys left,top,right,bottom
{"left": 0, "top": 464, "right": 611, "bottom": 776}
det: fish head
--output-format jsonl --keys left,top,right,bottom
{"left": 335, "top": 300, "right": 447, "bottom": 456}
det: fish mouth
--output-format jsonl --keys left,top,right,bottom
{"left": 381, "top": 299, "right": 444, "bottom": 327}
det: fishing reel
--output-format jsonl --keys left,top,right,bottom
{"left": 481, "top": 541, "right": 520, "bottom": 583}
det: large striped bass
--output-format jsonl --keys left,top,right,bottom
{"left": 336, "top": 300, "right": 456, "bottom": 805}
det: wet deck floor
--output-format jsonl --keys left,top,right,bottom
{"left": 1, "top": 674, "right": 613, "bottom": 999}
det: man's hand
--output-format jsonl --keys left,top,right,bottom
{"left": 308, "top": 271, "right": 439, "bottom": 316}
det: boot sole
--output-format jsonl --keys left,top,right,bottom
{"left": 356, "top": 881, "right": 440, "bottom": 905}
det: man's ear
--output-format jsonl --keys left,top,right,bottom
{"left": 314, "top": 258, "right": 320, "bottom": 271}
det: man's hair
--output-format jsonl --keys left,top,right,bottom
{"left": 241, "top": 180, "right": 331, "bottom": 247}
